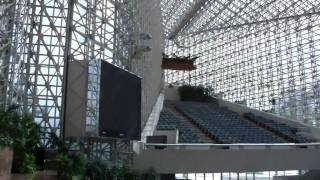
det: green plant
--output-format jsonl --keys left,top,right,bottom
{"left": 12, "top": 114, "right": 41, "bottom": 173}
{"left": 178, "top": 85, "right": 214, "bottom": 102}
{"left": 71, "top": 153, "right": 86, "bottom": 178}
{"left": 104, "top": 167, "right": 140, "bottom": 180}
{"left": 56, "top": 153, "right": 73, "bottom": 179}
{"left": 0, "top": 135, "right": 13, "bottom": 148}
{"left": 140, "top": 168, "right": 157, "bottom": 180}
{"left": 0, "top": 107, "right": 41, "bottom": 174}
{"left": 55, "top": 152, "right": 87, "bottom": 180}
{"left": 86, "top": 159, "right": 140, "bottom": 180}
{"left": 100, "top": 166, "right": 156, "bottom": 180}
{"left": 20, "top": 153, "right": 37, "bottom": 179}
{"left": 86, "top": 159, "right": 109, "bottom": 180}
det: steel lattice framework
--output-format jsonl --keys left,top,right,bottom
{"left": 0, "top": 1, "right": 13, "bottom": 107}
{"left": 0, "top": 0, "right": 162, "bottom": 165}
{"left": 0, "top": 0, "right": 129, "bottom": 137}
{"left": 0, "top": 0, "right": 162, "bottom": 167}
{"left": 1, "top": 0, "right": 163, "bottom": 140}
{"left": 162, "top": 0, "right": 320, "bottom": 126}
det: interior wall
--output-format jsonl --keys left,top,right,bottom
{"left": 134, "top": 147, "right": 320, "bottom": 174}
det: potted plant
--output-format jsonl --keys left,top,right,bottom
{"left": 0, "top": 135, "right": 13, "bottom": 180}
{"left": 55, "top": 152, "right": 86, "bottom": 180}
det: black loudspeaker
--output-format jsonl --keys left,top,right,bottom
{"left": 99, "top": 61, "right": 141, "bottom": 140}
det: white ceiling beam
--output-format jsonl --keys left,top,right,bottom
{"left": 168, "top": 0, "right": 208, "bottom": 40}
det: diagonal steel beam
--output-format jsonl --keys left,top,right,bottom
{"left": 184, "top": 11, "right": 320, "bottom": 37}
{"left": 168, "top": 0, "right": 208, "bottom": 40}
{"left": 0, "top": 0, "right": 13, "bottom": 6}
{"left": 196, "top": 0, "right": 236, "bottom": 32}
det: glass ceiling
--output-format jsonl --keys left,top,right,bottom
{"left": 161, "top": 0, "right": 320, "bottom": 38}
{"left": 161, "top": 0, "right": 320, "bottom": 126}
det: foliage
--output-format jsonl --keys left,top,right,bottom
{"left": 55, "top": 152, "right": 87, "bottom": 180}
{"left": 178, "top": 85, "right": 215, "bottom": 102}
{"left": 55, "top": 153, "right": 73, "bottom": 179}
{"left": 106, "top": 167, "right": 136, "bottom": 180}
{"left": 20, "top": 153, "right": 37, "bottom": 179}
{"left": 0, "top": 109, "right": 41, "bottom": 150}
{"left": 70, "top": 153, "right": 86, "bottom": 178}
{"left": 14, "top": 113, "right": 41, "bottom": 150}
{"left": 138, "top": 167, "right": 157, "bottom": 180}
{"left": 86, "top": 158, "right": 110, "bottom": 180}
{"left": 0, "top": 107, "right": 41, "bottom": 173}
{"left": 86, "top": 160, "right": 156, "bottom": 180}
{"left": 0, "top": 134, "right": 13, "bottom": 148}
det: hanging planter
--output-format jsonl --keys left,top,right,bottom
{"left": 161, "top": 55, "right": 197, "bottom": 71}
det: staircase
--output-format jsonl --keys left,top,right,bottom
{"left": 165, "top": 101, "right": 215, "bottom": 143}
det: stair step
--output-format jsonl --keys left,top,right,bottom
{"left": 165, "top": 102, "right": 215, "bottom": 143}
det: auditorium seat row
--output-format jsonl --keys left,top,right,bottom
{"left": 157, "top": 109, "right": 204, "bottom": 143}
{"left": 157, "top": 102, "right": 316, "bottom": 144}
{"left": 243, "top": 113, "right": 315, "bottom": 143}
{"left": 174, "top": 102, "right": 287, "bottom": 144}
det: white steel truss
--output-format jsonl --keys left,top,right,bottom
{"left": 162, "top": 0, "right": 320, "bottom": 127}
{"left": 2, "top": 0, "right": 163, "bottom": 142}
{"left": 2, "top": 0, "right": 126, "bottom": 138}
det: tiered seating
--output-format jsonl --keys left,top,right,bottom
{"left": 243, "top": 113, "right": 315, "bottom": 143}
{"left": 175, "top": 102, "right": 286, "bottom": 144}
{"left": 157, "top": 109, "right": 203, "bottom": 143}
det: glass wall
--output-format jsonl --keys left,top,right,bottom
{"left": 162, "top": 0, "right": 320, "bottom": 127}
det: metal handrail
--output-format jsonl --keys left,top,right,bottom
{"left": 144, "top": 142, "right": 320, "bottom": 150}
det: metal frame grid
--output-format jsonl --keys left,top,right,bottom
{"left": 5, "top": 0, "right": 33, "bottom": 110}
{"left": 1, "top": 0, "right": 135, "bottom": 164}
{"left": 0, "top": 0, "right": 14, "bottom": 107}
{"left": 65, "top": 137, "right": 133, "bottom": 168}
{"left": 86, "top": 58, "right": 100, "bottom": 133}
{"left": 17, "top": 0, "right": 69, "bottom": 136}
{"left": 163, "top": 0, "right": 320, "bottom": 126}
{"left": 1, "top": 0, "right": 29, "bottom": 108}
{"left": 113, "top": 0, "right": 134, "bottom": 69}
{"left": 63, "top": 0, "right": 116, "bottom": 137}
{"left": 0, "top": 0, "right": 162, "bottom": 167}
{"left": 3, "top": 0, "right": 163, "bottom": 138}
{"left": 83, "top": 0, "right": 164, "bottom": 133}
{"left": 160, "top": 0, "right": 198, "bottom": 39}
{"left": 3, "top": 0, "right": 117, "bottom": 137}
